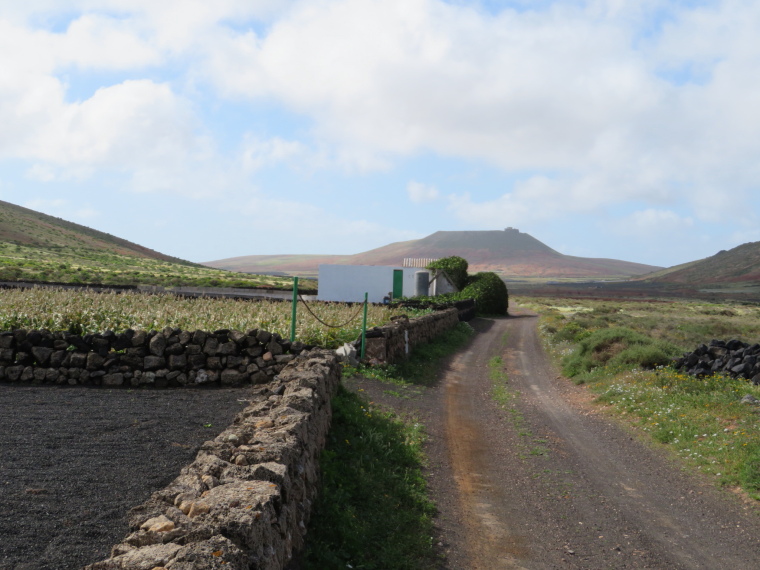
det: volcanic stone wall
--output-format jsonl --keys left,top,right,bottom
{"left": 0, "top": 327, "right": 307, "bottom": 388}
{"left": 85, "top": 349, "right": 341, "bottom": 570}
{"left": 364, "top": 307, "right": 461, "bottom": 363}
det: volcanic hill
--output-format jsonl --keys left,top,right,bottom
{"left": 206, "top": 228, "right": 661, "bottom": 279}
{"left": 0, "top": 199, "right": 189, "bottom": 264}
{"left": 639, "top": 241, "right": 760, "bottom": 286}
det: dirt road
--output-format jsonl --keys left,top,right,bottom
{"left": 443, "top": 310, "right": 760, "bottom": 569}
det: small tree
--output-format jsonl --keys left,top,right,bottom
{"left": 427, "top": 256, "right": 468, "bottom": 290}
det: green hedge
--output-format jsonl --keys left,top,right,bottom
{"left": 460, "top": 272, "right": 508, "bottom": 316}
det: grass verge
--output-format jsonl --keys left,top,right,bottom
{"left": 594, "top": 368, "right": 760, "bottom": 498}
{"left": 301, "top": 321, "right": 476, "bottom": 568}
{"left": 300, "top": 386, "right": 437, "bottom": 569}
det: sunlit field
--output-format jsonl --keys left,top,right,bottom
{"left": 0, "top": 287, "right": 427, "bottom": 348}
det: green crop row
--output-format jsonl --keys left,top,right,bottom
{"left": 0, "top": 287, "right": 428, "bottom": 348}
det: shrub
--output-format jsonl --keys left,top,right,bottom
{"left": 460, "top": 272, "right": 508, "bottom": 316}
{"left": 562, "top": 327, "right": 679, "bottom": 377}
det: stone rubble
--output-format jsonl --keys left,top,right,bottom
{"left": 673, "top": 339, "right": 760, "bottom": 384}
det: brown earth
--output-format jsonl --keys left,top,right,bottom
{"left": 346, "top": 308, "right": 760, "bottom": 569}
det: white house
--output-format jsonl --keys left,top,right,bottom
{"left": 317, "top": 264, "right": 457, "bottom": 303}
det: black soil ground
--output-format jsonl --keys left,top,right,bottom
{"left": 0, "top": 385, "right": 250, "bottom": 570}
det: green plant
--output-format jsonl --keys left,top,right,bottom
{"left": 561, "top": 327, "right": 679, "bottom": 378}
{"left": 301, "top": 387, "right": 437, "bottom": 569}
{"left": 427, "top": 256, "right": 468, "bottom": 290}
{"left": 460, "top": 272, "right": 509, "bottom": 316}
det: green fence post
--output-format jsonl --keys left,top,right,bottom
{"left": 290, "top": 276, "right": 299, "bottom": 342}
{"left": 360, "top": 292, "right": 368, "bottom": 360}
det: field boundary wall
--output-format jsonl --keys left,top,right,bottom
{"left": 0, "top": 327, "right": 307, "bottom": 388}
{"left": 363, "top": 306, "right": 463, "bottom": 363}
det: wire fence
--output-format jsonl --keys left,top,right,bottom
{"left": 297, "top": 293, "right": 366, "bottom": 329}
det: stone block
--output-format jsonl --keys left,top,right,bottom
{"left": 169, "top": 354, "right": 188, "bottom": 370}
{"left": 144, "top": 355, "right": 166, "bottom": 370}
{"left": 103, "top": 373, "right": 125, "bottom": 387}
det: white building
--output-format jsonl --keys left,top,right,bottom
{"left": 317, "top": 264, "right": 457, "bottom": 303}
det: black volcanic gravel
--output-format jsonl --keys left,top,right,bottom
{"left": 0, "top": 384, "right": 251, "bottom": 570}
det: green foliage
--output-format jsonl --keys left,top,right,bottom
{"left": 460, "top": 271, "right": 509, "bottom": 316}
{"left": 562, "top": 327, "right": 680, "bottom": 378}
{"left": 421, "top": 257, "right": 509, "bottom": 317}
{"left": 427, "top": 256, "right": 468, "bottom": 290}
{"left": 301, "top": 388, "right": 437, "bottom": 569}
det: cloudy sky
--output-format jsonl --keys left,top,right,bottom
{"left": 1, "top": 0, "right": 759, "bottom": 268}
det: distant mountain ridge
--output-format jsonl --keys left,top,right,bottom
{"left": 207, "top": 228, "right": 662, "bottom": 278}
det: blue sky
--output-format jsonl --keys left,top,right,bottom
{"left": 1, "top": 0, "right": 759, "bottom": 268}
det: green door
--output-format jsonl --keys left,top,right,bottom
{"left": 392, "top": 270, "right": 403, "bottom": 299}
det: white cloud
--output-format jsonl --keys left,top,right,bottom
{"left": 407, "top": 180, "right": 439, "bottom": 203}
{"left": 611, "top": 209, "right": 694, "bottom": 236}
{"left": 237, "top": 196, "right": 419, "bottom": 253}
{"left": 241, "top": 135, "right": 306, "bottom": 172}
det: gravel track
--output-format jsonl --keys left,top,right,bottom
{"left": 346, "top": 311, "right": 760, "bottom": 569}
{"left": 0, "top": 385, "right": 250, "bottom": 570}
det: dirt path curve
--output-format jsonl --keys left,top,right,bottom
{"left": 444, "top": 309, "right": 760, "bottom": 569}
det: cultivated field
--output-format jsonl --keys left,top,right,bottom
{"left": 0, "top": 287, "right": 425, "bottom": 348}
{"left": 0, "top": 242, "right": 314, "bottom": 290}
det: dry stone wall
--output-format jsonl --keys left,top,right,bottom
{"left": 84, "top": 349, "right": 341, "bottom": 570}
{"left": 363, "top": 307, "right": 461, "bottom": 364}
{"left": 0, "top": 327, "right": 309, "bottom": 388}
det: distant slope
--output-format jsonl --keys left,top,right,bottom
{"left": 644, "top": 241, "right": 760, "bottom": 285}
{"left": 0, "top": 199, "right": 191, "bottom": 265}
{"left": 205, "top": 229, "right": 661, "bottom": 278}
{"left": 208, "top": 254, "right": 348, "bottom": 277}
{"left": 0, "top": 199, "right": 307, "bottom": 289}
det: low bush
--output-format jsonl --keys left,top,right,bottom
{"left": 459, "top": 271, "right": 509, "bottom": 316}
{"left": 562, "top": 327, "right": 680, "bottom": 378}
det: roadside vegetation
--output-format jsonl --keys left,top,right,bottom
{"left": 0, "top": 242, "right": 312, "bottom": 290}
{"left": 301, "top": 322, "right": 474, "bottom": 568}
{"left": 517, "top": 296, "right": 760, "bottom": 498}
{"left": 0, "top": 287, "right": 427, "bottom": 348}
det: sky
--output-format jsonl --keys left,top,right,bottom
{"left": 1, "top": 0, "right": 759, "bottom": 269}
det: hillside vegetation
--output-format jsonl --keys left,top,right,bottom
{"left": 0, "top": 200, "right": 307, "bottom": 289}
{"left": 207, "top": 228, "right": 661, "bottom": 279}
{"left": 642, "top": 241, "right": 760, "bottom": 286}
